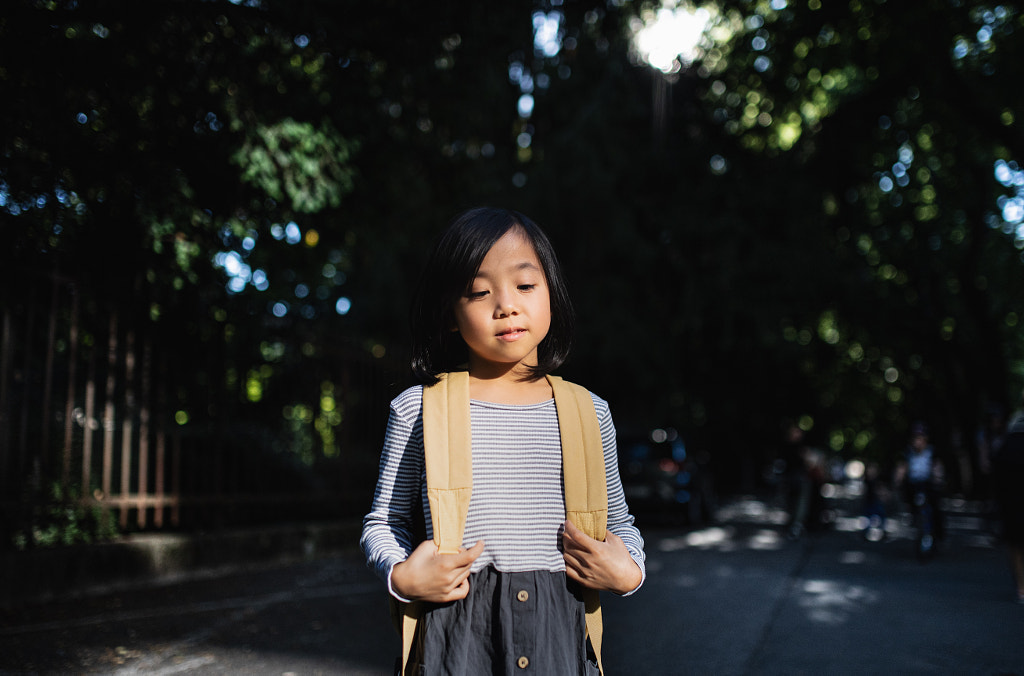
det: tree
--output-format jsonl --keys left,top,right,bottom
{"left": 5, "top": 0, "right": 1024, "bottom": 540}
{"left": 633, "top": 0, "right": 1024, "bottom": 481}
{"left": 0, "top": 0, "right": 540, "bottom": 539}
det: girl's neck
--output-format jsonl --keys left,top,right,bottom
{"left": 466, "top": 367, "right": 553, "bottom": 405}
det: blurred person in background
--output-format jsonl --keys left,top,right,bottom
{"left": 993, "top": 389, "right": 1024, "bottom": 604}
{"left": 776, "top": 421, "right": 829, "bottom": 539}
{"left": 894, "top": 422, "right": 946, "bottom": 547}
{"left": 1009, "top": 389, "right": 1024, "bottom": 427}
{"left": 974, "top": 405, "right": 1005, "bottom": 529}
{"left": 861, "top": 461, "right": 889, "bottom": 542}
{"left": 779, "top": 422, "right": 810, "bottom": 538}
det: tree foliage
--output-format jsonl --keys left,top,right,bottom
{"left": 3, "top": 0, "right": 1023, "bottom": 517}
{"left": 679, "top": 0, "right": 1024, "bottom": 467}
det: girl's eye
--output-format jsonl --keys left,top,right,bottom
{"left": 466, "top": 290, "right": 488, "bottom": 300}
{"left": 517, "top": 284, "right": 536, "bottom": 292}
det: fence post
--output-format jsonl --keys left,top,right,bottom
{"left": 62, "top": 284, "right": 79, "bottom": 487}
{"left": 137, "top": 337, "right": 151, "bottom": 529}
{"left": 119, "top": 329, "right": 135, "bottom": 530}
{"left": 40, "top": 274, "right": 59, "bottom": 472}
{"left": 82, "top": 337, "right": 97, "bottom": 498}
{"left": 101, "top": 312, "right": 117, "bottom": 512}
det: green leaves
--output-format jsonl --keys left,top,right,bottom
{"left": 685, "top": 0, "right": 1024, "bottom": 460}
{"left": 233, "top": 118, "right": 359, "bottom": 214}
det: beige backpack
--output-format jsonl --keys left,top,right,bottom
{"left": 394, "top": 370, "right": 609, "bottom": 674}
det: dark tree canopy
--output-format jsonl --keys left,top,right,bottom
{"left": 2, "top": 0, "right": 1023, "bottom": 540}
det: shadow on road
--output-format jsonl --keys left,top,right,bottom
{"left": 2, "top": 493, "right": 1020, "bottom": 675}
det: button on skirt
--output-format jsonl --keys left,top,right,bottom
{"left": 416, "top": 566, "right": 600, "bottom": 675}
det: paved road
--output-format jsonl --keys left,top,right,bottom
{"left": 604, "top": 498, "right": 1024, "bottom": 675}
{"left": 2, "top": 495, "right": 1022, "bottom": 675}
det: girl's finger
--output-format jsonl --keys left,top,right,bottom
{"left": 452, "top": 540, "right": 485, "bottom": 567}
{"left": 561, "top": 521, "right": 585, "bottom": 548}
{"left": 563, "top": 531, "right": 594, "bottom": 556}
{"left": 445, "top": 580, "right": 470, "bottom": 602}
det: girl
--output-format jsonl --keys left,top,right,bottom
{"left": 361, "top": 207, "right": 645, "bottom": 675}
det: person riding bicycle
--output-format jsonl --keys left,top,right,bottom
{"left": 895, "top": 422, "right": 946, "bottom": 546}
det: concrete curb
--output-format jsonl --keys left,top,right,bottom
{"left": 1, "top": 519, "right": 364, "bottom": 608}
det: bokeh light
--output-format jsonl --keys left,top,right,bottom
{"left": 993, "top": 158, "right": 1024, "bottom": 256}
{"left": 533, "top": 11, "right": 563, "bottom": 58}
{"left": 630, "top": 4, "right": 712, "bottom": 74}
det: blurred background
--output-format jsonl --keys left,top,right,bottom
{"left": 2, "top": 0, "right": 1023, "bottom": 552}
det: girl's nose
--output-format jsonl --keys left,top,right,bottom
{"left": 493, "top": 291, "right": 518, "bottom": 317}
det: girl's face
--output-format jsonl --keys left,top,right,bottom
{"left": 452, "top": 228, "right": 552, "bottom": 377}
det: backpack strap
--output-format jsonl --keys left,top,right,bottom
{"left": 547, "top": 375, "right": 608, "bottom": 539}
{"left": 396, "top": 371, "right": 474, "bottom": 673}
{"left": 398, "top": 371, "right": 608, "bottom": 675}
{"left": 422, "top": 371, "right": 474, "bottom": 554}
{"left": 546, "top": 374, "right": 607, "bottom": 675}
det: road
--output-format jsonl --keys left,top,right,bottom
{"left": 2, "top": 495, "right": 1022, "bottom": 675}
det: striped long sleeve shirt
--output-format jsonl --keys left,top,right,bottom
{"left": 360, "top": 385, "right": 646, "bottom": 599}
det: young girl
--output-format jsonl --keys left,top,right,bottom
{"left": 361, "top": 207, "right": 645, "bottom": 675}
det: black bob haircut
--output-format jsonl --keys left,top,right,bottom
{"left": 410, "top": 207, "right": 575, "bottom": 385}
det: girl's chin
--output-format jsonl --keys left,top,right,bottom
{"left": 469, "top": 360, "right": 538, "bottom": 376}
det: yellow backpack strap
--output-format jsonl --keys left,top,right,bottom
{"left": 422, "top": 371, "right": 474, "bottom": 554}
{"left": 546, "top": 374, "right": 608, "bottom": 675}
{"left": 547, "top": 375, "right": 608, "bottom": 538}
{"left": 397, "top": 371, "right": 474, "bottom": 674}
{"left": 395, "top": 601, "right": 422, "bottom": 676}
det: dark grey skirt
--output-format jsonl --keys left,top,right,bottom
{"left": 409, "top": 566, "right": 600, "bottom": 675}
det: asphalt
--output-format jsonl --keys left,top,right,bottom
{"left": 1, "top": 491, "right": 1022, "bottom": 675}
{"left": 0, "top": 520, "right": 363, "bottom": 608}
{"left": 604, "top": 495, "right": 1024, "bottom": 675}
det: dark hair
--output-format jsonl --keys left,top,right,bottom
{"left": 410, "top": 207, "right": 574, "bottom": 384}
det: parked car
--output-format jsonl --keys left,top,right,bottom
{"left": 617, "top": 427, "right": 716, "bottom": 525}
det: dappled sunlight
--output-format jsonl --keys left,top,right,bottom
{"left": 715, "top": 497, "right": 790, "bottom": 526}
{"left": 657, "top": 526, "right": 731, "bottom": 552}
{"left": 106, "top": 645, "right": 385, "bottom": 676}
{"left": 655, "top": 491, "right": 1002, "bottom": 564}
{"left": 748, "top": 528, "right": 785, "bottom": 550}
{"left": 798, "top": 578, "right": 880, "bottom": 625}
{"left": 656, "top": 524, "right": 785, "bottom": 553}
{"left": 837, "top": 550, "right": 867, "bottom": 564}
{"left": 961, "top": 533, "right": 999, "bottom": 549}
{"left": 833, "top": 515, "right": 870, "bottom": 533}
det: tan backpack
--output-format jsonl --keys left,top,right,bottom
{"left": 394, "top": 370, "right": 609, "bottom": 674}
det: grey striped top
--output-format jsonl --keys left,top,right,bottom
{"left": 360, "top": 384, "right": 646, "bottom": 599}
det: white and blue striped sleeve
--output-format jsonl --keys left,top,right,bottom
{"left": 595, "top": 393, "right": 647, "bottom": 595}
{"left": 359, "top": 387, "right": 425, "bottom": 592}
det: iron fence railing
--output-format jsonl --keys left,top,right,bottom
{"left": 1, "top": 271, "right": 404, "bottom": 548}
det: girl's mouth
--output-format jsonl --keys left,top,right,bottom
{"left": 497, "top": 328, "right": 526, "bottom": 341}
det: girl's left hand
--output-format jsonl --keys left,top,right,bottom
{"left": 561, "top": 520, "right": 643, "bottom": 595}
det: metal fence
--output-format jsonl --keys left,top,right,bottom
{"left": 0, "top": 271, "right": 404, "bottom": 548}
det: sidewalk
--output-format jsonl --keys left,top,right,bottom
{"left": 0, "top": 519, "right": 363, "bottom": 608}
{"left": 604, "top": 493, "right": 1024, "bottom": 675}
{"left": 2, "top": 493, "right": 1022, "bottom": 674}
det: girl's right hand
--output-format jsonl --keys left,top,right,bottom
{"left": 391, "top": 539, "right": 485, "bottom": 603}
